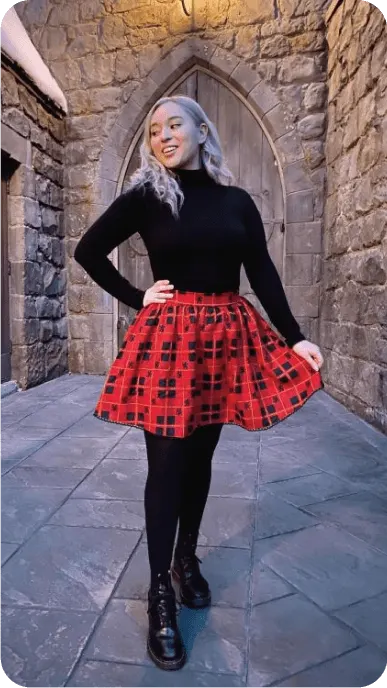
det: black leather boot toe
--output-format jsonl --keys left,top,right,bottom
{"left": 147, "top": 575, "right": 186, "bottom": 671}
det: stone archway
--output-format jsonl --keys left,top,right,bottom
{"left": 93, "top": 37, "right": 319, "bottom": 357}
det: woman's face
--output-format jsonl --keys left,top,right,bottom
{"left": 149, "top": 102, "right": 207, "bottom": 170}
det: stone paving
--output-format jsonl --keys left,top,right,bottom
{"left": 1, "top": 373, "right": 387, "bottom": 687}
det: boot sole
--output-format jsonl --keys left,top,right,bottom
{"left": 171, "top": 567, "right": 212, "bottom": 609}
{"left": 146, "top": 636, "right": 186, "bottom": 671}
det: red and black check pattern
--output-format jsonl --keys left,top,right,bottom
{"left": 94, "top": 289, "right": 324, "bottom": 437}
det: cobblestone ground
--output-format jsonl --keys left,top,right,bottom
{"left": 1, "top": 373, "right": 387, "bottom": 687}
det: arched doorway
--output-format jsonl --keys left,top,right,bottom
{"left": 117, "top": 65, "right": 285, "bottom": 347}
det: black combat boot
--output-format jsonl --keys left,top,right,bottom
{"left": 147, "top": 572, "right": 186, "bottom": 671}
{"left": 171, "top": 534, "right": 211, "bottom": 609}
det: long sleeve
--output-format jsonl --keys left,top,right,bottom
{"left": 73, "top": 189, "right": 146, "bottom": 311}
{"left": 241, "top": 191, "right": 306, "bottom": 348}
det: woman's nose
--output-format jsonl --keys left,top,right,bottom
{"left": 161, "top": 128, "right": 172, "bottom": 142}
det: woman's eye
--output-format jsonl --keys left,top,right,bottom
{"left": 171, "top": 123, "right": 180, "bottom": 129}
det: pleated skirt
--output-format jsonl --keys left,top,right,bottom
{"left": 93, "top": 289, "right": 324, "bottom": 437}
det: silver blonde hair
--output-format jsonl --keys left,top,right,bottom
{"left": 125, "top": 95, "right": 235, "bottom": 218}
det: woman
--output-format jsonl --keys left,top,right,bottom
{"left": 74, "top": 95, "right": 324, "bottom": 671}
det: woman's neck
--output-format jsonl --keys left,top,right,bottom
{"left": 172, "top": 165, "right": 215, "bottom": 187}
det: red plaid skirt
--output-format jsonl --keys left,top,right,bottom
{"left": 94, "top": 289, "right": 324, "bottom": 437}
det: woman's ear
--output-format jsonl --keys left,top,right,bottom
{"left": 199, "top": 123, "right": 208, "bottom": 144}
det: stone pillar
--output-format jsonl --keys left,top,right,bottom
{"left": 322, "top": 0, "right": 387, "bottom": 433}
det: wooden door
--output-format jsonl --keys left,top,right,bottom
{"left": 118, "top": 68, "right": 284, "bottom": 345}
{"left": 1, "top": 153, "right": 12, "bottom": 383}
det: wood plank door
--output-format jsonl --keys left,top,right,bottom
{"left": 118, "top": 68, "right": 284, "bottom": 345}
{"left": 1, "top": 154, "right": 12, "bottom": 383}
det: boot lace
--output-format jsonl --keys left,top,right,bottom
{"left": 149, "top": 584, "right": 182, "bottom": 622}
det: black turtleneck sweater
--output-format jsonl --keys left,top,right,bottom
{"left": 74, "top": 166, "right": 306, "bottom": 347}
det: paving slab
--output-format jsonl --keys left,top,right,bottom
{"left": 275, "top": 644, "right": 387, "bottom": 688}
{"left": 2, "top": 525, "right": 141, "bottom": 610}
{"left": 1, "top": 374, "right": 386, "bottom": 687}
{"left": 304, "top": 491, "right": 387, "bottom": 554}
{"left": 247, "top": 594, "right": 359, "bottom": 686}
{"left": 255, "top": 488, "right": 318, "bottom": 539}
{"left": 22, "top": 436, "right": 118, "bottom": 469}
{"left": 1, "top": 487, "right": 71, "bottom": 544}
{"left": 1, "top": 606, "right": 97, "bottom": 688}
{"left": 254, "top": 524, "right": 387, "bottom": 610}
{"left": 71, "top": 661, "right": 244, "bottom": 687}
{"left": 48, "top": 498, "right": 145, "bottom": 530}
{"left": 333, "top": 590, "right": 387, "bottom": 653}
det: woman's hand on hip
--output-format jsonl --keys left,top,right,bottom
{"left": 292, "top": 339, "right": 324, "bottom": 372}
{"left": 143, "top": 279, "right": 174, "bottom": 307}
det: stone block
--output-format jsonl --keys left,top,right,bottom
{"left": 283, "top": 160, "right": 314, "bottom": 193}
{"left": 325, "top": 127, "right": 346, "bottom": 165}
{"left": 278, "top": 55, "right": 318, "bottom": 83}
{"left": 40, "top": 320, "right": 54, "bottom": 342}
{"left": 26, "top": 342, "right": 46, "bottom": 387}
{"left": 286, "top": 221, "right": 322, "bottom": 254}
{"left": 256, "top": 59, "right": 277, "bottom": 83}
{"left": 99, "top": 15, "right": 126, "bottom": 50}
{"left": 9, "top": 164, "right": 36, "bottom": 199}
{"left": 261, "top": 34, "right": 290, "bottom": 58}
{"left": 229, "top": 0, "right": 274, "bottom": 25}
{"left": 32, "top": 149, "right": 62, "bottom": 185}
{"left": 83, "top": 340, "right": 114, "bottom": 374}
{"left": 2, "top": 107, "right": 30, "bottom": 138}
{"left": 68, "top": 285, "right": 112, "bottom": 315}
{"left": 79, "top": 0, "right": 107, "bottom": 21}
{"left": 371, "top": 37, "right": 386, "bottom": 81}
{"left": 303, "top": 140, "right": 325, "bottom": 169}
{"left": 24, "top": 261, "right": 44, "bottom": 295}
{"left": 66, "top": 163, "right": 95, "bottom": 189}
{"left": 209, "top": 46, "right": 240, "bottom": 78}
{"left": 79, "top": 53, "right": 115, "bottom": 88}
{"left": 297, "top": 113, "right": 326, "bottom": 139}
{"left": 248, "top": 78, "right": 278, "bottom": 115}
{"left": 276, "top": 130, "right": 305, "bottom": 164}
{"left": 94, "top": 178, "right": 118, "bottom": 206}
{"left": 286, "top": 284, "right": 320, "bottom": 317}
{"left": 88, "top": 86, "right": 121, "bottom": 114}
{"left": 357, "top": 127, "right": 380, "bottom": 174}
{"left": 19, "top": 88, "right": 38, "bottom": 122}
{"left": 303, "top": 81, "right": 327, "bottom": 111}
{"left": 41, "top": 207, "right": 59, "bottom": 234}
{"left": 130, "top": 77, "right": 162, "bottom": 112}
{"left": 352, "top": 0, "right": 372, "bottom": 34}
{"left": 285, "top": 253, "right": 314, "bottom": 285}
{"left": 66, "top": 115, "right": 103, "bottom": 144}
{"left": 262, "top": 103, "right": 289, "bottom": 140}
{"left": 70, "top": 314, "right": 113, "bottom": 341}
{"left": 1, "top": 67, "right": 19, "bottom": 106}
{"left": 53, "top": 319, "right": 68, "bottom": 340}
{"left": 286, "top": 190, "right": 314, "bottom": 222}
{"left": 44, "top": 339, "right": 68, "bottom": 379}
{"left": 99, "top": 151, "right": 124, "bottom": 183}
{"left": 108, "top": 123, "right": 134, "bottom": 160}
{"left": 69, "top": 339, "right": 85, "bottom": 374}
{"left": 228, "top": 60, "right": 261, "bottom": 97}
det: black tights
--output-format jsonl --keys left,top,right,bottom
{"left": 143, "top": 424, "right": 223, "bottom": 586}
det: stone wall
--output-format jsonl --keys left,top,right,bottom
{"left": 1, "top": 62, "right": 67, "bottom": 388}
{"left": 15, "top": 0, "right": 330, "bottom": 375}
{"left": 323, "top": 0, "right": 387, "bottom": 432}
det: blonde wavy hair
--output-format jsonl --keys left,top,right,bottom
{"left": 126, "top": 95, "right": 235, "bottom": 218}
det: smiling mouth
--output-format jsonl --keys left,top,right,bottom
{"left": 162, "top": 146, "right": 178, "bottom": 156}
